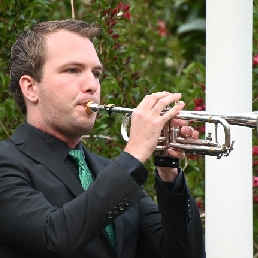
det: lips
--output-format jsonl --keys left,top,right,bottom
{"left": 77, "top": 98, "right": 98, "bottom": 106}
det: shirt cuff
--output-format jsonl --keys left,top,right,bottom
{"left": 115, "top": 151, "right": 149, "bottom": 186}
{"left": 156, "top": 168, "right": 184, "bottom": 193}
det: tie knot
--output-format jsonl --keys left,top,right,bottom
{"left": 68, "top": 149, "right": 92, "bottom": 189}
{"left": 69, "top": 149, "right": 84, "bottom": 163}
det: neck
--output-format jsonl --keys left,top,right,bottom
{"left": 26, "top": 121, "right": 82, "bottom": 149}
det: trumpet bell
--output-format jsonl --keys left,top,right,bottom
{"left": 182, "top": 111, "right": 258, "bottom": 130}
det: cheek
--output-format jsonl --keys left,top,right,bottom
{"left": 44, "top": 79, "right": 76, "bottom": 100}
{"left": 39, "top": 84, "right": 71, "bottom": 111}
{"left": 95, "top": 85, "right": 101, "bottom": 103}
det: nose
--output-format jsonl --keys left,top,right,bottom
{"left": 81, "top": 71, "right": 99, "bottom": 94}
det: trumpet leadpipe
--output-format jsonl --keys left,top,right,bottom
{"left": 86, "top": 101, "right": 258, "bottom": 129}
{"left": 85, "top": 101, "right": 133, "bottom": 115}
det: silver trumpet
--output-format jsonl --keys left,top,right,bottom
{"left": 85, "top": 101, "right": 258, "bottom": 159}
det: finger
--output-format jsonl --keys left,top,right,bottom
{"left": 171, "top": 119, "right": 188, "bottom": 127}
{"left": 181, "top": 126, "right": 199, "bottom": 139}
{"left": 153, "top": 93, "right": 182, "bottom": 114}
{"left": 161, "top": 100, "right": 185, "bottom": 121}
{"left": 167, "top": 148, "right": 185, "bottom": 160}
{"left": 137, "top": 92, "right": 171, "bottom": 110}
{"left": 192, "top": 130, "right": 199, "bottom": 139}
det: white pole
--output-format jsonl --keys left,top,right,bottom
{"left": 206, "top": 1, "right": 253, "bottom": 258}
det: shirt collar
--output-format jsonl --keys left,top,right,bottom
{"left": 25, "top": 123, "right": 83, "bottom": 161}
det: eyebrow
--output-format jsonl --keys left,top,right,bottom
{"left": 59, "top": 61, "right": 104, "bottom": 71}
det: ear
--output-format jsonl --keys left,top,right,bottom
{"left": 19, "top": 75, "right": 38, "bottom": 103}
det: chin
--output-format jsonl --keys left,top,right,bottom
{"left": 68, "top": 114, "right": 96, "bottom": 136}
{"left": 77, "top": 123, "right": 94, "bottom": 136}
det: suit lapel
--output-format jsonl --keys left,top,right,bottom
{"left": 10, "top": 124, "right": 83, "bottom": 197}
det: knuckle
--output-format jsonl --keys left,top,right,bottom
{"left": 158, "top": 98, "right": 167, "bottom": 106}
{"left": 151, "top": 93, "right": 159, "bottom": 101}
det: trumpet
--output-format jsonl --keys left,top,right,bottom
{"left": 85, "top": 101, "right": 258, "bottom": 159}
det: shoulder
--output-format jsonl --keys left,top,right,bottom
{"left": 0, "top": 139, "right": 16, "bottom": 153}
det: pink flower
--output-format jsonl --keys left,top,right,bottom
{"left": 121, "top": 4, "right": 130, "bottom": 11}
{"left": 102, "top": 8, "right": 111, "bottom": 16}
{"left": 253, "top": 177, "right": 258, "bottom": 187}
{"left": 253, "top": 160, "right": 258, "bottom": 167}
{"left": 194, "top": 125, "right": 205, "bottom": 134}
{"left": 112, "top": 34, "right": 119, "bottom": 39}
{"left": 194, "top": 106, "right": 204, "bottom": 111}
{"left": 115, "top": 3, "right": 131, "bottom": 20}
{"left": 200, "top": 84, "right": 206, "bottom": 90}
{"left": 253, "top": 146, "right": 258, "bottom": 156}
{"left": 107, "top": 18, "right": 117, "bottom": 27}
{"left": 111, "top": 7, "right": 119, "bottom": 16}
{"left": 194, "top": 98, "right": 205, "bottom": 112}
{"left": 199, "top": 125, "right": 205, "bottom": 133}
{"left": 118, "top": 3, "right": 130, "bottom": 10}
{"left": 123, "top": 11, "right": 131, "bottom": 20}
{"left": 111, "top": 20, "right": 117, "bottom": 27}
{"left": 254, "top": 195, "right": 258, "bottom": 203}
{"left": 157, "top": 20, "right": 168, "bottom": 36}
{"left": 194, "top": 98, "right": 204, "bottom": 107}
{"left": 197, "top": 201, "right": 203, "bottom": 209}
{"left": 158, "top": 20, "right": 166, "bottom": 29}
{"left": 187, "top": 155, "right": 197, "bottom": 160}
{"left": 253, "top": 54, "right": 258, "bottom": 66}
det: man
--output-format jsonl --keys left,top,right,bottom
{"left": 0, "top": 19, "right": 205, "bottom": 257}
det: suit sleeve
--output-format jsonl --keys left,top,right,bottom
{"left": 106, "top": 152, "right": 205, "bottom": 257}
{"left": 135, "top": 171, "right": 205, "bottom": 258}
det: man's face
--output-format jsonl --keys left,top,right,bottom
{"left": 34, "top": 29, "right": 102, "bottom": 140}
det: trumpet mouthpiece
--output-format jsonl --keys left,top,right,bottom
{"left": 85, "top": 101, "right": 94, "bottom": 114}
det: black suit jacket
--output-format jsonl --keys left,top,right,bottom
{"left": 0, "top": 124, "right": 205, "bottom": 258}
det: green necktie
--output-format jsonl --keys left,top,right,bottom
{"left": 68, "top": 149, "right": 116, "bottom": 251}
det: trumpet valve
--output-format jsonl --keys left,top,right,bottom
{"left": 155, "top": 145, "right": 167, "bottom": 151}
{"left": 158, "top": 136, "right": 166, "bottom": 143}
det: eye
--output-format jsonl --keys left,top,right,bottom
{"left": 64, "top": 68, "right": 80, "bottom": 74}
{"left": 93, "top": 71, "right": 101, "bottom": 79}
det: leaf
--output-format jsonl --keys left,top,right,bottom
{"left": 177, "top": 18, "right": 206, "bottom": 34}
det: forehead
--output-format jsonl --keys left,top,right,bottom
{"left": 44, "top": 29, "right": 100, "bottom": 64}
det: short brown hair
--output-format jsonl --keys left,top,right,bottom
{"left": 9, "top": 19, "right": 100, "bottom": 115}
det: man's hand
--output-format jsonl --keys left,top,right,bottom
{"left": 124, "top": 92, "right": 185, "bottom": 163}
{"left": 157, "top": 125, "right": 199, "bottom": 182}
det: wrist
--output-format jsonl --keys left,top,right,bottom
{"left": 157, "top": 167, "right": 179, "bottom": 182}
{"left": 124, "top": 146, "right": 149, "bottom": 164}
